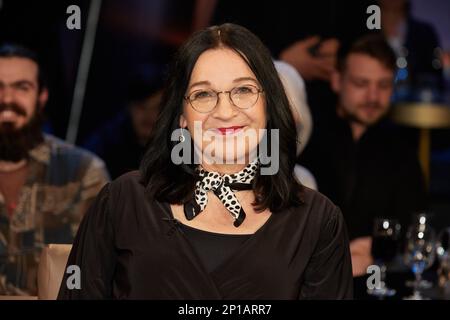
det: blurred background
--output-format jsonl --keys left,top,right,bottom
{"left": 2, "top": 0, "right": 448, "bottom": 211}
{"left": 0, "top": 0, "right": 450, "bottom": 299}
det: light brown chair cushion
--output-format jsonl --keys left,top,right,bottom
{"left": 37, "top": 244, "right": 72, "bottom": 300}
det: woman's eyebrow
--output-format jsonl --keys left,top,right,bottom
{"left": 188, "top": 77, "right": 257, "bottom": 91}
{"left": 233, "top": 77, "right": 257, "bottom": 83}
{"left": 188, "top": 80, "right": 211, "bottom": 90}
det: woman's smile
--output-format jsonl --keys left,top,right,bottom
{"left": 215, "top": 125, "right": 245, "bottom": 135}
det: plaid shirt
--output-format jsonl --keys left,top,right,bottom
{"left": 0, "top": 134, "right": 109, "bottom": 295}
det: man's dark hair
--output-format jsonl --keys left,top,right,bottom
{"left": 140, "top": 23, "right": 303, "bottom": 212}
{"left": 337, "top": 33, "right": 397, "bottom": 73}
{"left": 126, "top": 64, "right": 165, "bottom": 104}
{"left": 0, "top": 43, "right": 47, "bottom": 91}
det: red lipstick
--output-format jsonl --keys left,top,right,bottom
{"left": 216, "top": 126, "right": 245, "bottom": 135}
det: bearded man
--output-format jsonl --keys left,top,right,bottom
{"left": 0, "top": 44, "right": 109, "bottom": 295}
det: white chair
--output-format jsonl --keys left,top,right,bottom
{"left": 275, "top": 60, "right": 318, "bottom": 190}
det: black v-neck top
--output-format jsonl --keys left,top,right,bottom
{"left": 58, "top": 171, "right": 353, "bottom": 299}
{"left": 179, "top": 223, "right": 252, "bottom": 273}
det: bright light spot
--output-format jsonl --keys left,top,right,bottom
{"left": 397, "top": 57, "right": 408, "bottom": 69}
{"left": 395, "top": 68, "right": 408, "bottom": 82}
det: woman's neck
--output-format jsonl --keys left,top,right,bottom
{"left": 201, "top": 163, "right": 247, "bottom": 175}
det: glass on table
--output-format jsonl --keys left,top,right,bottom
{"left": 367, "top": 218, "right": 401, "bottom": 299}
{"left": 405, "top": 213, "right": 434, "bottom": 290}
{"left": 436, "top": 227, "right": 450, "bottom": 297}
{"left": 403, "top": 220, "right": 436, "bottom": 300}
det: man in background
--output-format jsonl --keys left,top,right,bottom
{"left": 0, "top": 43, "right": 109, "bottom": 295}
{"left": 299, "top": 34, "right": 427, "bottom": 278}
{"left": 83, "top": 66, "right": 163, "bottom": 179}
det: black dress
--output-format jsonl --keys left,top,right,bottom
{"left": 57, "top": 171, "right": 353, "bottom": 299}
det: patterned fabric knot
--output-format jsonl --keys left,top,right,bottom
{"left": 184, "top": 158, "right": 259, "bottom": 227}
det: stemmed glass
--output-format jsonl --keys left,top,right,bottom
{"left": 403, "top": 221, "right": 436, "bottom": 300}
{"left": 367, "top": 218, "right": 401, "bottom": 298}
{"left": 405, "top": 214, "right": 433, "bottom": 289}
{"left": 437, "top": 227, "right": 450, "bottom": 263}
{"left": 436, "top": 227, "right": 450, "bottom": 297}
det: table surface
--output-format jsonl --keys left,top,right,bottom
{"left": 0, "top": 295, "right": 38, "bottom": 300}
{"left": 354, "top": 255, "right": 450, "bottom": 300}
{"left": 391, "top": 103, "right": 450, "bottom": 129}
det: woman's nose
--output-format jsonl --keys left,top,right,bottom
{"left": 210, "top": 92, "right": 237, "bottom": 119}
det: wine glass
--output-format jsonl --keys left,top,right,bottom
{"left": 403, "top": 222, "right": 436, "bottom": 300}
{"left": 405, "top": 213, "right": 433, "bottom": 289}
{"left": 367, "top": 218, "right": 401, "bottom": 298}
{"left": 437, "top": 227, "right": 450, "bottom": 260}
{"left": 436, "top": 227, "right": 450, "bottom": 297}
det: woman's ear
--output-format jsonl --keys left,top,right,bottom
{"left": 38, "top": 88, "right": 49, "bottom": 111}
{"left": 179, "top": 114, "right": 187, "bottom": 128}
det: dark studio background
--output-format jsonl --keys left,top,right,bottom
{"left": 0, "top": 0, "right": 385, "bottom": 142}
{"left": 0, "top": 0, "right": 449, "bottom": 247}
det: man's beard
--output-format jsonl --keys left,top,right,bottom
{"left": 339, "top": 102, "right": 386, "bottom": 126}
{"left": 0, "top": 103, "right": 44, "bottom": 162}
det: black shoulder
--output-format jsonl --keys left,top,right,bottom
{"left": 110, "top": 170, "right": 143, "bottom": 188}
{"left": 113, "top": 170, "right": 141, "bottom": 183}
{"left": 302, "top": 187, "right": 339, "bottom": 213}
{"left": 107, "top": 171, "right": 147, "bottom": 202}
{"left": 297, "top": 186, "right": 343, "bottom": 230}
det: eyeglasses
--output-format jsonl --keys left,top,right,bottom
{"left": 184, "top": 85, "right": 263, "bottom": 113}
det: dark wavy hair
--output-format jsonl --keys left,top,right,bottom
{"left": 140, "top": 23, "right": 303, "bottom": 213}
{"left": 0, "top": 43, "right": 47, "bottom": 91}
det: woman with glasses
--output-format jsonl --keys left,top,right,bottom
{"left": 58, "top": 23, "right": 353, "bottom": 299}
